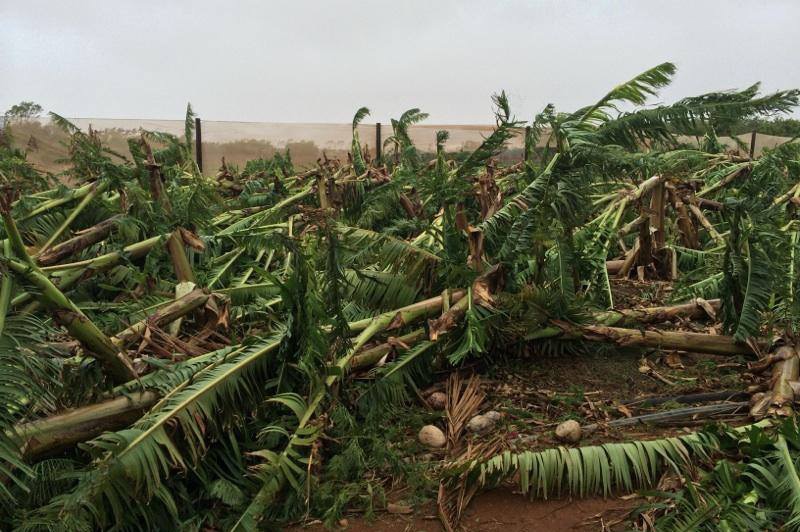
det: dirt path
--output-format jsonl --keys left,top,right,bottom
{"left": 288, "top": 488, "right": 640, "bottom": 531}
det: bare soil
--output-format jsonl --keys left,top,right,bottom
{"left": 288, "top": 489, "right": 641, "bottom": 531}
{"left": 289, "top": 279, "right": 749, "bottom": 531}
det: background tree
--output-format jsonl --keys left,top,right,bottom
{"left": 4, "top": 101, "right": 43, "bottom": 119}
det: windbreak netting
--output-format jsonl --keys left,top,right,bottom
{"left": 4, "top": 116, "right": 787, "bottom": 178}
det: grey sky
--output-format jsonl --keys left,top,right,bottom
{"left": 2, "top": 0, "right": 799, "bottom": 124}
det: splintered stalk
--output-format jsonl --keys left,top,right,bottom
{"left": 141, "top": 134, "right": 173, "bottom": 213}
{"left": 594, "top": 298, "right": 720, "bottom": 326}
{"left": 670, "top": 187, "right": 699, "bottom": 248}
{"left": 774, "top": 182, "right": 800, "bottom": 206}
{"left": 283, "top": 215, "right": 294, "bottom": 274}
{"left": 349, "top": 328, "right": 427, "bottom": 369}
{"left": 112, "top": 288, "right": 210, "bottom": 347}
{"left": 2, "top": 202, "right": 135, "bottom": 381}
{"left": 166, "top": 230, "right": 195, "bottom": 283}
{"left": 15, "top": 288, "right": 463, "bottom": 466}
{"left": 688, "top": 203, "right": 724, "bottom": 245}
{"left": 168, "top": 281, "right": 197, "bottom": 337}
{"left": 37, "top": 180, "right": 109, "bottom": 256}
{"left": 697, "top": 163, "right": 751, "bottom": 197}
{"left": 36, "top": 215, "right": 121, "bottom": 266}
{"left": 164, "top": 230, "right": 199, "bottom": 336}
{"left": 589, "top": 175, "right": 664, "bottom": 224}
{"left": 40, "top": 234, "right": 164, "bottom": 272}
{"left": 349, "top": 299, "right": 722, "bottom": 371}
{"left": 346, "top": 290, "right": 466, "bottom": 333}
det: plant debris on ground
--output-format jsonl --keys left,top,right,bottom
{"left": 2, "top": 63, "right": 800, "bottom": 531}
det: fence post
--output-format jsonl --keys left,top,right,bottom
{"left": 195, "top": 117, "right": 203, "bottom": 173}
{"left": 375, "top": 122, "right": 381, "bottom": 164}
{"left": 749, "top": 131, "right": 757, "bottom": 159}
{"left": 524, "top": 125, "right": 532, "bottom": 163}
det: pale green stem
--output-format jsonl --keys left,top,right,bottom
{"left": 19, "top": 183, "right": 94, "bottom": 222}
{"left": 40, "top": 235, "right": 164, "bottom": 272}
{"left": 0, "top": 240, "right": 13, "bottom": 335}
{"left": 37, "top": 181, "right": 107, "bottom": 256}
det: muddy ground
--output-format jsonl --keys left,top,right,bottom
{"left": 289, "top": 490, "right": 642, "bottom": 531}
{"left": 288, "top": 280, "right": 750, "bottom": 531}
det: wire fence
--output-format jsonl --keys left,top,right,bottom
{"left": 2, "top": 116, "right": 793, "bottom": 177}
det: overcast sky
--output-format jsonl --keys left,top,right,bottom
{"left": 2, "top": 0, "right": 799, "bottom": 124}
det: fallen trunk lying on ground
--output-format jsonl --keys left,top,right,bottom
{"left": 623, "top": 389, "right": 748, "bottom": 407}
{"left": 6, "top": 291, "right": 743, "bottom": 460}
{"left": 528, "top": 322, "right": 757, "bottom": 356}
{"left": 595, "top": 298, "right": 719, "bottom": 326}
{"left": 583, "top": 401, "right": 750, "bottom": 432}
{"left": 17, "top": 392, "right": 159, "bottom": 460}
{"left": 12, "top": 290, "right": 466, "bottom": 458}
{"left": 352, "top": 298, "right": 724, "bottom": 370}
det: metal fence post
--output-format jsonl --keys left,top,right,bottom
{"left": 375, "top": 122, "right": 381, "bottom": 164}
{"left": 195, "top": 117, "right": 203, "bottom": 173}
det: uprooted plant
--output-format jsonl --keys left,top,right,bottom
{"left": 1, "top": 63, "right": 800, "bottom": 530}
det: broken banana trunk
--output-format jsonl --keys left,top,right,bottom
{"left": 750, "top": 345, "right": 800, "bottom": 418}
{"left": 351, "top": 298, "right": 724, "bottom": 371}
{"left": 16, "top": 392, "right": 159, "bottom": 460}
{"left": 530, "top": 322, "right": 756, "bottom": 356}
{"left": 36, "top": 214, "right": 122, "bottom": 266}
{"left": 14, "top": 293, "right": 453, "bottom": 464}
{"left": 595, "top": 298, "right": 720, "bottom": 326}
{"left": 347, "top": 290, "right": 466, "bottom": 334}
{"left": 112, "top": 288, "right": 212, "bottom": 347}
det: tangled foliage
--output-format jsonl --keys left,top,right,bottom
{"left": 0, "top": 64, "right": 799, "bottom": 530}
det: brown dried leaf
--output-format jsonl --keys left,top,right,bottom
{"left": 695, "top": 297, "right": 717, "bottom": 320}
{"left": 179, "top": 227, "right": 206, "bottom": 251}
{"left": 664, "top": 352, "right": 684, "bottom": 369}
{"left": 386, "top": 312, "right": 405, "bottom": 331}
{"left": 617, "top": 404, "right": 634, "bottom": 418}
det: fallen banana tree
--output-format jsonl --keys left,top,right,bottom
{"left": 530, "top": 322, "right": 758, "bottom": 356}
{"left": 1, "top": 65, "right": 799, "bottom": 532}
{"left": 35, "top": 214, "right": 122, "bottom": 266}
{"left": 10, "top": 290, "right": 465, "bottom": 460}
{"left": 17, "top": 392, "right": 159, "bottom": 460}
